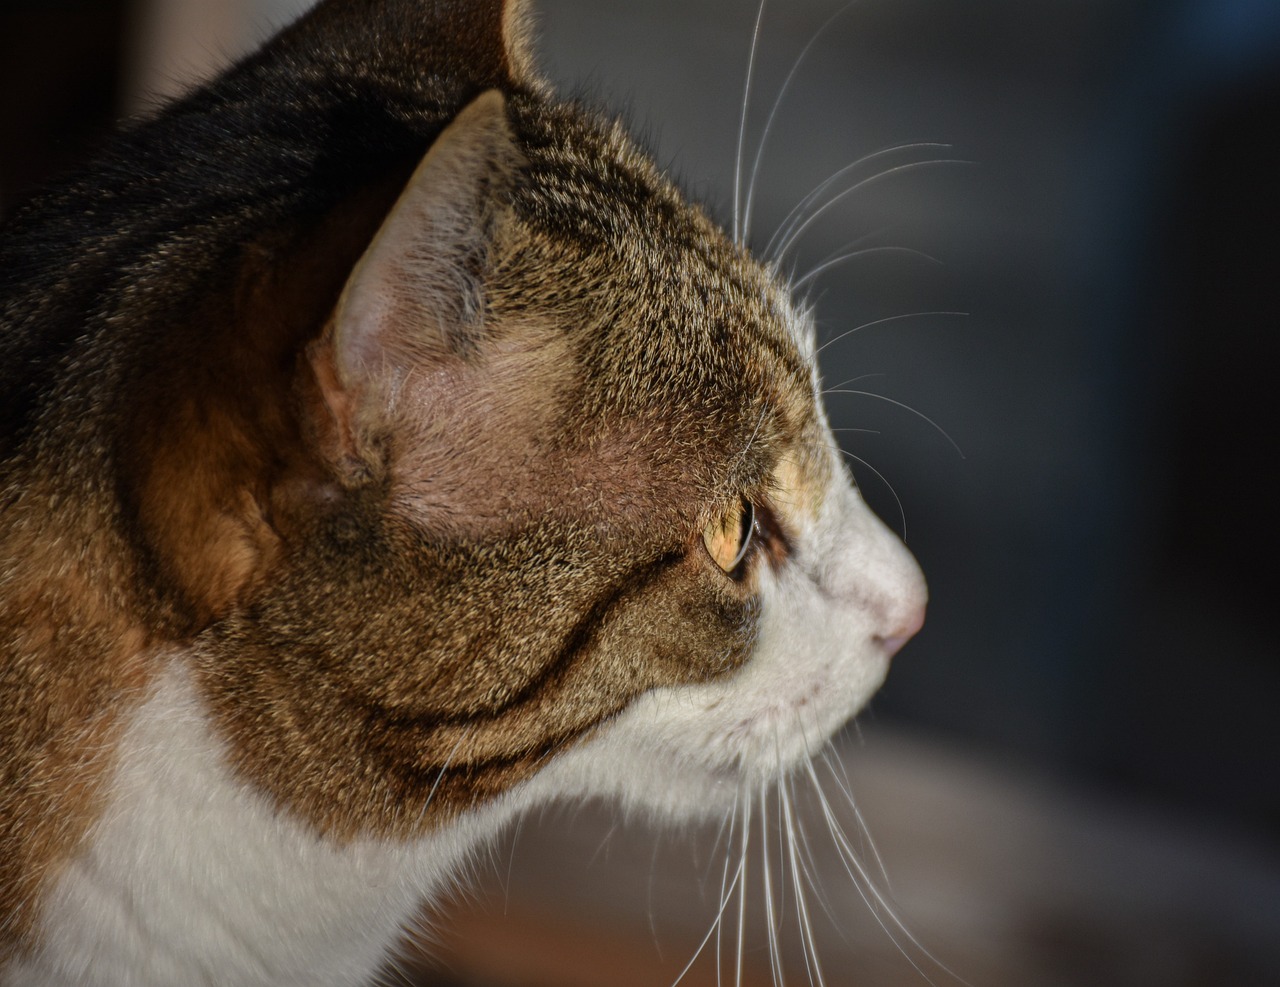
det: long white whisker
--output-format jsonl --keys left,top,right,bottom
{"left": 669, "top": 808, "right": 745, "bottom": 987}
{"left": 743, "top": 0, "right": 859, "bottom": 244}
{"left": 714, "top": 802, "right": 739, "bottom": 987}
{"left": 708, "top": 804, "right": 738, "bottom": 870}
{"left": 759, "top": 787, "right": 785, "bottom": 987}
{"left": 788, "top": 766, "right": 858, "bottom": 954}
{"left": 790, "top": 227, "right": 885, "bottom": 292}
{"left": 813, "top": 793, "right": 927, "bottom": 979}
{"left": 824, "top": 385, "right": 965, "bottom": 459}
{"left": 815, "top": 310, "right": 966, "bottom": 357}
{"left": 836, "top": 447, "right": 907, "bottom": 541}
{"left": 414, "top": 730, "right": 468, "bottom": 830}
{"left": 501, "top": 813, "right": 526, "bottom": 909}
{"left": 788, "top": 730, "right": 844, "bottom": 931}
{"left": 736, "top": 794, "right": 751, "bottom": 987}
{"left": 817, "top": 751, "right": 890, "bottom": 888}
{"left": 788, "top": 782, "right": 843, "bottom": 932}
{"left": 648, "top": 836, "right": 665, "bottom": 959}
{"left": 822, "top": 371, "right": 884, "bottom": 393}
{"left": 734, "top": 0, "right": 769, "bottom": 244}
{"left": 772, "top": 158, "right": 971, "bottom": 262}
{"left": 792, "top": 245, "right": 942, "bottom": 293}
{"left": 782, "top": 778, "right": 827, "bottom": 987}
{"left": 763, "top": 144, "right": 953, "bottom": 260}
{"left": 811, "top": 771, "right": 967, "bottom": 987}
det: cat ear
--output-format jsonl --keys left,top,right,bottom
{"left": 278, "top": 0, "right": 544, "bottom": 93}
{"left": 309, "top": 89, "right": 524, "bottom": 466}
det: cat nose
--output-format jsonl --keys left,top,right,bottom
{"left": 875, "top": 602, "right": 926, "bottom": 658}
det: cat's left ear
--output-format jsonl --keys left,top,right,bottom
{"left": 309, "top": 88, "right": 523, "bottom": 467}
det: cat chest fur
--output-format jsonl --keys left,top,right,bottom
{"left": 5, "top": 661, "right": 516, "bottom": 987}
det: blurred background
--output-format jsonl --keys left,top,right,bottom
{"left": 3, "top": 0, "right": 1278, "bottom": 984}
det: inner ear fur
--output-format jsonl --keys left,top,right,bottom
{"left": 310, "top": 89, "right": 526, "bottom": 467}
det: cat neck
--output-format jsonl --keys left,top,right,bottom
{"left": 10, "top": 657, "right": 520, "bottom": 987}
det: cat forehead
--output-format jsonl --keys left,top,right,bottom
{"left": 500, "top": 102, "right": 816, "bottom": 393}
{"left": 377, "top": 92, "right": 831, "bottom": 512}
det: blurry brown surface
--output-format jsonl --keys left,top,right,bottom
{"left": 414, "top": 905, "right": 773, "bottom": 987}
{"left": 402, "top": 727, "right": 1280, "bottom": 987}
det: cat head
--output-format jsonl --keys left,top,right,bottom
{"left": 37, "top": 0, "right": 925, "bottom": 835}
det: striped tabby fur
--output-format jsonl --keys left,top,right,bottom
{"left": 0, "top": 0, "right": 925, "bottom": 982}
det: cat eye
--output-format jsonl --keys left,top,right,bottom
{"left": 703, "top": 498, "right": 756, "bottom": 575}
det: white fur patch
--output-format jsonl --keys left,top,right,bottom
{"left": 7, "top": 664, "right": 522, "bottom": 987}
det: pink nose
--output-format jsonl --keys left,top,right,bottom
{"left": 877, "top": 604, "right": 926, "bottom": 657}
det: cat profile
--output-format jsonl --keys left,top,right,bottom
{"left": 0, "top": 1, "right": 926, "bottom": 984}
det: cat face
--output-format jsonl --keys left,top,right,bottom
{"left": 184, "top": 81, "right": 925, "bottom": 839}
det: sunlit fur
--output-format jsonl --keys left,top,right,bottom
{"left": 0, "top": 1, "right": 928, "bottom": 984}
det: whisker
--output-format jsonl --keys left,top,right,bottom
{"left": 586, "top": 819, "right": 621, "bottom": 868}
{"left": 812, "top": 791, "right": 927, "bottom": 980}
{"left": 792, "top": 245, "right": 942, "bottom": 293}
{"left": 782, "top": 777, "right": 827, "bottom": 987}
{"left": 824, "top": 384, "right": 965, "bottom": 459}
{"left": 822, "top": 371, "right": 884, "bottom": 393}
{"left": 500, "top": 813, "right": 526, "bottom": 908}
{"left": 714, "top": 801, "right": 740, "bottom": 987}
{"left": 836, "top": 447, "right": 907, "bottom": 541}
{"left": 790, "top": 227, "right": 886, "bottom": 295}
{"left": 809, "top": 768, "right": 967, "bottom": 987}
{"left": 772, "top": 157, "right": 973, "bottom": 262}
{"left": 708, "top": 804, "right": 738, "bottom": 869}
{"left": 815, "top": 310, "right": 966, "bottom": 358}
{"left": 736, "top": 794, "right": 751, "bottom": 987}
{"left": 413, "top": 730, "right": 469, "bottom": 830}
{"left": 759, "top": 787, "right": 785, "bottom": 987}
{"left": 788, "top": 779, "right": 844, "bottom": 934}
{"left": 789, "top": 725, "right": 844, "bottom": 930}
{"left": 763, "top": 143, "right": 953, "bottom": 260}
{"left": 817, "top": 751, "right": 890, "bottom": 889}
{"left": 644, "top": 833, "right": 668, "bottom": 962}
{"left": 734, "top": 0, "right": 769, "bottom": 244}
{"left": 743, "top": 0, "right": 860, "bottom": 245}
{"left": 788, "top": 727, "right": 849, "bottom": 937}
{"left": 669, "top": 805, "right": 745, "bottom": 987}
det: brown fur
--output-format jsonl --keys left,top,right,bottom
{"left": 0, "top": 0, "right": 831, "bottom": 953}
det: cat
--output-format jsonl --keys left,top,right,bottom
{"left": 0, "top": 0, "right": 927, "bottom": 984}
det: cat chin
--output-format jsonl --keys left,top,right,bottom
{"left": 528, "top": 631, "right": 892, "bottom": 823}
{"left": 528, "top": 731, "right": 746, "bottom": 824}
